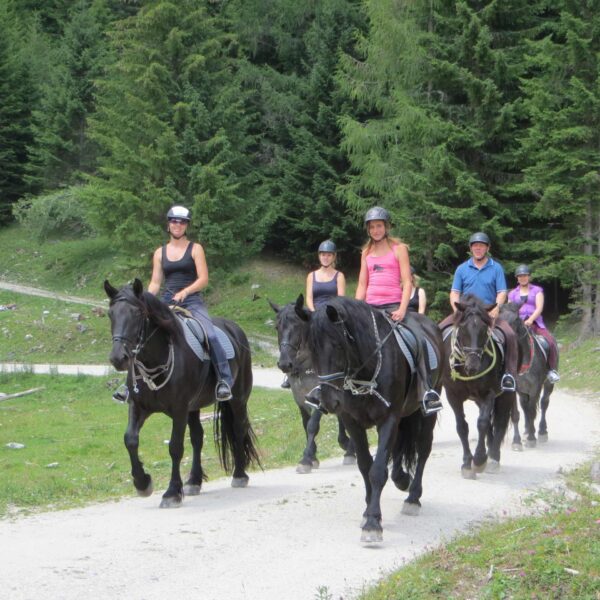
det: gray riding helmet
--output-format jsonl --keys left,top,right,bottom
{"left": 515, "top": 264, "right": 531, "bottom": 277}
{"left": 364, "top": 206, "right": 391, "bottom": 225}
{"left": 166, "top": 205, "right": 191, "bottom": 222}
{"left": 469, "top": 231, "right": 490, "bottom": 246}
{"left": 318, "top": 240, "right": 337, "bottom": 253}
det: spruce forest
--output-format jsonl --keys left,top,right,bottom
{"left": 2, "top": 0, "right": 600, "bottom": 336}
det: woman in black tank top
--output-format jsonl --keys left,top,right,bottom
{"left": 147, "top": 205, "right": 234, "bottom": 402}
{"left": 305, "top": 240, "right": 346, "bottom": 311}
{"left": 406, "top": 267, "right": 427, "bottom": 314}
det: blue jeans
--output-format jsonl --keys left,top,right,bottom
{"left": 163, "top": 292, "right": 233, "bottom": 387}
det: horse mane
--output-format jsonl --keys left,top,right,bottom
{"left": 453, "top": 293, "right": 493, "bottom": 328}
{"left": 112, "top": 284, "right": 183, "bottom": 342}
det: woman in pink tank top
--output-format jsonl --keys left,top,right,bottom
{"left": 355, "top": 206, "right": 412, "bottom": 322}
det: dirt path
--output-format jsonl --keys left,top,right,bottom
{"left": 0, "top": 280, "right": 105, "bottom": 308}
{"left": 0, "top": 389, "right": 597, "bottom": 600}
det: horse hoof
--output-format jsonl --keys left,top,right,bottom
{"left": 401, "top": 501, "right": 421, "bottom": 516}
{"left": 231, "top": 477, "right": 249, "bottom": 488}
{"left": 472, "top": 461, "right": 487, "bottom": 474}
{"left": 296, "top": 463, "right": 312, "bottom": 474}
{"left": 159, "top": 495, "right": 182, "bottom": 508}
{"left": 360, "top": 517, "right": 367, "bottom": 528}
{"left": 361, "top": 529, "right": 383, "bottom": 544}
{"left": 136, "top": 477, "right": 154, "bottom": 497}
{"left": 512, "top": 443, "right": 524, "bottom": 452}
{"left": 183, "top": 484, "right": 202, "bottom": 496}
{"left": 538, "top": 434, "right": 548, "bottom": 444}
{"left": 312, "top": 459, "right": 320, "bottom": 469}
{"left": 524, "top": 439, "right": 537, "bottom": 448}
{"left": 343, "top": 455, "right": 357, "bottom": 466}
{"left": 461, "top": 467, "right": 477, "bottom": 480}
{"left": 486, "top": 459, "right": 500, "bottom": 474}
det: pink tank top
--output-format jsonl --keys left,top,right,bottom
{"left": 365, "top": 245, "right": 402, "bottom": 306}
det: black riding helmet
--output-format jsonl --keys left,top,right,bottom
{"left": 515, "top": 264, "right": 531, "bottom": 277}
{"left": 364, "top": 206, "right": 391, "bottom": 225}
{"left": 318, "top": 240, "right": 337, "bottom": 253}
{"left": 469, "top": 232, "right": 490, "bottom": 246}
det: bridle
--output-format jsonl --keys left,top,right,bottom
{"left": 449, "top": 315, "right": 497, "bottom": 381}
{"left": 313, "top": 310, "right": 395, "bottom": 408}
{"left": 110, "top": 296, "right": 175, "bottom": 392}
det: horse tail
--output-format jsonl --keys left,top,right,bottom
{"left": 392, "top": 411, "right": 431, "bottom": 473}
{"left": 214, "top": 401, "right": 262, "bottom": 474}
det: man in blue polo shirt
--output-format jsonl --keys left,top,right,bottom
{"left": 443, "top": 232, "right": 517, "bottom": 392}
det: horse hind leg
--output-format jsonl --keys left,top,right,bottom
{"left": 338, "top": 418, "right": 357, "bottom": 465}
{"left": 520, "top": 393, "right": 538, "bottom": 447}
{"left": 297, "top": 407, "right": 321, "bottom": 474}
{"left": 184, "top": 410, "right": 206, "bottom": 495}
{"left": 538, "top": 383, "right": 551, "bottom": 443}
{"left": 511, "top": 395, "right": 523, "bottom": 452}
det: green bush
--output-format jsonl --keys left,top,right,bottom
{"left": 13, "top": 187, "right": 95, "bottom": 241}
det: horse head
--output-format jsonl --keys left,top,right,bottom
{"left": 269, "top": 294, "right": 310, "bottom": 374}
{"left": 453, "top": 294, "right": 495, "bottom": 375}
{"left": 499, "top": 302, "right": 530, "bottom": 368}
{"left": 104, "top": 279, "right": 146, "bottom": 371}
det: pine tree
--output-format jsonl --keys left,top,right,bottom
{"left": 519, "top": 0, "right": 600, "bottom": 337}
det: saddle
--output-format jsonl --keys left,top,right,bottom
{"left": 383, "top": 315, "right": 439, "bottom": 374}
{"left": 534, "top": 335, "right": 549, "bottom": 362}
{"left": 172, "top": 308, "right": 235, "bottom": 362}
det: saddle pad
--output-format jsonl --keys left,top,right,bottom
{"left": 534, "top": 335, "right": 549, "bottom": 362}
{"left": 179, "top": 316, "right": 235, "bottom": 361}
{"left": 391, "top": 324, "right": 439, "bottom": 372}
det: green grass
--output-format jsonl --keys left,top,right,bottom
{"left": 0, "top": 372, "right": 347, "bottom": 518}
{"left": 359, "top": 459, "right": 600, "bottom": 600}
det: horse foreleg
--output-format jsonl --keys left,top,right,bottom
{"left": 520, "top": 392, "right": 537, "bottom": 447}
{"left": 297, "top": 406, "right": 321, "bottom": 473}
{"left": 341, "top": 414, "right": 372, "bottom": 521}
{"left": 473, "top": 397, "right": 494, "bottom": 471}
{"left": 184, "top": 410, "right": 205, "bottom": 495}
{"left": 361, "top": 415, "right": 398, "bottom": 543}
{"left": 337, "top": 417, "right": 356, "bottom": 465}
{"left": 511, "top": 395, "right": 523, "bottom": 451}
{"left": 450, "top": 399, "right": 474, "bottom": 477}
{"left": 160, "top": 414, "right": 187, "bottom": 508}
{"left": 538, "top": 382, "right": 552, "bottom": 442}
{"left": 124, "top": 402, "right": 152, "bottom": 496}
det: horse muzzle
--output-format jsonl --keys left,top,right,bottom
{"left": 109, "top": 341, "right": 132, "bottom": 372}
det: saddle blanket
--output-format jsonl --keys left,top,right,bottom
{"left": 176, "top": 314, "right": 235, "bottom": 362}
{"left": 390, "top": 322, "right": 439, "bottom": 374}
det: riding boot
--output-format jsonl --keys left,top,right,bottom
{"left": 281, "top": 375, "right": 291, "bottom": 389}
{"left": 208, "top": 338, "right": 234, "bottom": 402}
{"left": 408, "top": 322, "right": 443, "bottom": 416}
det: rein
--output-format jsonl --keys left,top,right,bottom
{"left": 111, "top": 296, "right": 175, "bottom": 393}
{"left": 449, "top": 325, "right": 497, "bottom": 382}
{"left": 316, "top": 310, "right": 396, "bottom": 408}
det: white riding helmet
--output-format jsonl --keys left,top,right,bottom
{"left": 166, "top": 206, "right": 191, "bottom": 222}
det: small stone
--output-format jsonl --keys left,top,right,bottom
{"left": 76, "top": 324, "right": 88, "bottom": 333}
{"left": 45, "top": 462, "right": 59, "bottom": 468}
{"left": 590, "top": 462, "right": 600, "bottom": 483}
{"left": 24, "top": 334, "right": 33, "bottom": 340}
{"left": 251, "top": 284, "right": 261, "bottom": 289}
{"left": 6, "top": 442, "right": 25, "bottom": 449}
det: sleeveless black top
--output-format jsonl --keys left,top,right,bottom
{"left": 313, "top": 271, "right": 339, "bottom": 307}
{"left": 162, "top": 243, "right": 198, "bottom": 296}
{"left": 407, "top": 287, "right": 420, "bottom": 312}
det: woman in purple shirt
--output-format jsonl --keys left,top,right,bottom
{"left": 508, "top": 265, "right": 560, "bottom": 383}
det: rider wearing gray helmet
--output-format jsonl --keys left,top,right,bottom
{"left": 508, "top": 265, "right": 560, "bottom": 383}
{"left": 441, "top": 231, "right": 517, "bottom": 393}
{"left": 147, "top": 205, "right": 234, "bottom": 402}
{"left": 306, "top": 239, "right": 346, "bottom": 311}
{"left": 356, "top": 207, "right": 442, "bottom": 415}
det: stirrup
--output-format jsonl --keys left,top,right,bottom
{"left": 112, "top": 384, "right": 129, "bottom": 404}
{"left": 281, "top": 376, "right": 291, "bottom": 389}
{"left": 501, "top": 374, "right": 516, "bottom": 392}
{"left": 547, "top": 370, "right": 560, "bottom": 384}
{"left": 421, "top": 390, "right": 443, "bottom": 415}
{"left": 216, "top": 381, "right": 233, "bottom": 402}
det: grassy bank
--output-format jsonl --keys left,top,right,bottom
{"left": 0, "top": 373, "right": 347, "bottom": 518}
{"left": 359, "top": 459, "right": 600, "bottom": 599}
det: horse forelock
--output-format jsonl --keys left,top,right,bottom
{"left": 454, "top": 294, "right": 493, "bottom": 328}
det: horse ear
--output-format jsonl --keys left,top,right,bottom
{"left": 295, "top": 294, "right": 305, "bottom": 310}
{"left": 484, "top": 302, "right": 497, "bottom": 313}
{"left": 132, "top": 278, "right": 144, "bottom": 297}
{"left": 267, "top": 298, "right": 281, "bottom": 314}
{"left": 104, "top": 280, "right": 118, "bottom": 299}
{"left": 295, "top": 303, "right": 311, "bottom": 322}
{"left": 325, "top": 305, "right": 339, "bottom": 322}
{"left": 455, "top": 301, "right": 466, "bottom": 313}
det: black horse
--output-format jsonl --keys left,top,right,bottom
{"left": 269, "top": 295, "right": 355, "bottom": 473}
{"left": 299, "top": 297, "right": 444, "bottom": 543}
{"left": 104, "top": 279, "right": 260, "bottom": 508}
{"left": 441, "top": 294, "right": 515, "bottom": 478}
{"left": 500, "top": 303, "right": 556, "bottom": 448}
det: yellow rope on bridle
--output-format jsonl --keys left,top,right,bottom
{"left": 450, "top": 328, "right": 498, "bottom": 382}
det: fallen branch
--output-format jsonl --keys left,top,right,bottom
{"left": 0, "top": 387, "right": 45, "bottom": 401}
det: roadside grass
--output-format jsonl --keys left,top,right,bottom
{"left": 359, "top": 458, "right": 600, "bottom": 600}
{"left": 0, "top": 372, "right": 347, "bottom": 518}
